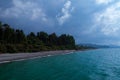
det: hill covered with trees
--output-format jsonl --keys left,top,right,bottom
{"left": 0, "top": 21, "right": 76, "bottom": 53}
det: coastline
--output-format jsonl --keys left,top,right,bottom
{"left": 0, "top": 50, "right": 76, "bottom": 64}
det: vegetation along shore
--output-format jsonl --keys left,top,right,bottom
{"left": 0, "top": 21, "right": 95, "bottom": 63}
{"left": 0, "top": 21, "right": 76, "bottom": 53}
{"left": 0, "top": 21, "right": 95, "bottom": 53}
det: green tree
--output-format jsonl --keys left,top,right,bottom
{"left": 58, "top": 34, "right": 67, "bottom": 45}
{"left": 0, "top": 21, "right": 77, "bottom": 53}
{"left": 15, "top": 29, "right": 26, "bottom": 43}
{"left": 3, "top": 24, "right": 15, "bottom": 43}
{"left": 0, "top": 22, "right": 3, "bottom": 42}
{"left": 27, "top": 32, "right": 37, "bottom": 44}
{"left": 58, "top": 34, "right": 75, "bottom": 49}
{"left": 37, "top": 31, "right": 48, "bottom": 45}
{"left": 48, "top": 33, "right": 58, "bottom": 46}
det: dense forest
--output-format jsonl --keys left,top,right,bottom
{"left": 0, "top": 21, "right": 76, "bottom": 53}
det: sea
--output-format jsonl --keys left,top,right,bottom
{"left": 0, "top": 48, "right": 120, "bottom": 80}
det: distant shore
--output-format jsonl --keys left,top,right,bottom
{"left": 0, "top": 50, "right": 76, "bottom": 64}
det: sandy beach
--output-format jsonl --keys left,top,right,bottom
{"left": 0, "top": 50, "right": 76, "bottom": 64}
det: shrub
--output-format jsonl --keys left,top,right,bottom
{"left": 5, "top": 44, "right": 18, "bottom": 53}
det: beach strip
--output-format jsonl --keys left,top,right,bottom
{"left": 0, "top": 50, "right": 76, "bottom": 64}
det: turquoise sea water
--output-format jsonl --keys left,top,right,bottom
{"left": 0, "top": 49, "right": 120, "bottom": 80}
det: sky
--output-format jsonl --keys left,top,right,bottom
{"left": 0, "top": 0, "right": 120, "bottom": 45}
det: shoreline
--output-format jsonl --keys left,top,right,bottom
{"left": 0, "top": 50, "right": 76, "bottom": 64}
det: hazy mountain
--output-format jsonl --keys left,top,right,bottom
{"left": 78, "top": 44, "right": 112, "bottom": 48}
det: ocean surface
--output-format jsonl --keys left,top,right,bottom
{"left": 0, "top": 48, "right": 120, "bottom": 80}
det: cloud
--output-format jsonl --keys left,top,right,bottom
{"left": 31, "top": 8, "right": 46, "bottom": 21}
{"left": 92, "top": 1, "right": 120, "bottom": 36}
{"left": 95, "top": 0, "right": 113, "bottom": 4}
{"left": 57, "top": 0, "right": 74, "bottom": 25}
{"left": 0, "top": 0, "right": 47, "bottom": 21}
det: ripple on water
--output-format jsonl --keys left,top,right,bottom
{"left": 1, "top": 49, "right": 120, "bottom": 80}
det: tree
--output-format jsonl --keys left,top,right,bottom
{"left": 58, "top": 34, "right": 67, "bottom": 45}
{"left": 0, "top": 21, "right": 2, "bottom": 27}
{"left": 48, "top": 33, "right": 58, "bottom": 45}
{"left": 15, "top": 29, "right": 26, "bottom": 43}
{"left": 37, "top": 31, "right": 48, "bottom": 45}
{"left": 66, "top": 35, "right": 75, "bottom": 48}
{"left": 0, "top": 22, "right": 3, "bottom": 42}
{"left": 3, "top": 24, "right": 14, "bottom": 43}
{"left": 27, "top": 32, "right": 37, "bottom": 44}
{"left": 0, "top": 21, "right": 76, "bottom": 53}
{"left": 58, "top": 34, "right": 75, "bottom": 49}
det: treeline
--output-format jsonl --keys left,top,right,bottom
{"left": 0, "top": 22, "right": 75, "bottom": 53}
